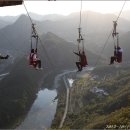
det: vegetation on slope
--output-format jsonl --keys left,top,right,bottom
{"left": 53, "top": 66, "right": 130, "bottom": 129}
{"left": 51, "top": 79, "right": 66, "bottom": 128}
{"left": 0, "top": 57, "right": 44, "bottom": 128}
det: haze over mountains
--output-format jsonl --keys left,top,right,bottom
{"left": 0, "top": 15, "right": 20, "bottom": 29}
{"left": 118, "top": 10, "right": 130, "bottom": 21}
{"left": 31, "top": 11, "right": 130, "bottom": 39}
{"left": 0, "top": 10, "right": 130, "bottom": 62}
{"left": 0, "top": 10, "right": 130, "bottom": 79}
{"left": 0, "top": 19, "right": 10, "bottom": 29}
{"left": 0, "top": 12, "right": 104, "bottom": 68}
{"left": 0, "top": 9, "right": 130, "bottom": 129}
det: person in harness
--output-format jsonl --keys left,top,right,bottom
{"left": 116, "top": 46, "right": 123, "bottom": 63}
{"left": 74, "top": 50, "right": 88, "bottom": 71}
{"left": 0, "top": 53, "right": 9, "bottom": 59}
{"left": 29, "top": 49, "right": 35, "bottom": 65}
{"left": 110, "top": 21, "right": 122, "bottom": 65}
{"left": 109, "top": 46, "right": 123, "bottom": 65}
{"left": 29, "top": 49, "right": 41, "bottom": 69}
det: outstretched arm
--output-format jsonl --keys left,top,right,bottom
{"left": 73, "top": 52, "right": 80, "bottom": 56}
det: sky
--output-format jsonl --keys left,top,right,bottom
{"left": 0, "top": 1, "right": 130, "bottom": 16}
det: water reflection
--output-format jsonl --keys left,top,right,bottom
{"left": 18, "top": 89, "right": 57, "bottom": 129}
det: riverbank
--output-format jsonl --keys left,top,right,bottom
{"left": 51, "top": 67, "right": 94, "bottom": 128}
{"left": 59, "top": 76, "right": 70, "bottom": 128}
{"left": 51, "top": 71, "right": 91, "bottom": 128}
{"left": 17, "top": 70, "right": 70, "bottom": 129}
{"left": 0, "top": 57, "right": 55, "bottom": 129}
{"left": 51, "top": 75, "right": 67, "bottom": 128}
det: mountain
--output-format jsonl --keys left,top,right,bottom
{"left": 35, "top": 11, "right": 130, "bottom": 55}
{"left": 0, "top": 19, "right": 10, "bottom": 29}
{"left": 52, "top": 66, "right": 130, "bottom": 129}
{"left": 0, "top": 14, "right": 101, "bottom": 68}
{"left": 42, "top": 14, "right": 66, "bottom": 21}
{"left": 0, "top": 15, "right": 19, "bottom": 24}
{"left": 0, "top": 15, "right": 20, "bottom": 29}
{"left": 1, "top": 12, "right": 130, "bottom": 68}
{"left": 40, "top": 32, "right": 100, "bottom": 69}
{"left": 0, "top": 12, "right": 130, "bottom": 129}
{"left": 0, "top": 14, "right": 103, "bottom": 128}
{"left": 29, "top": 12, "right": 65, "bottom": 21}
{"left": 0, "top": 57, "right": 44, "bottom": 128}
{"left": 29, "top": 12, "right": 44, "bottom": 21}
{"left": 120, "top": 10, "right": 130, "bottom": 21}
{"left": 37, "top": 11, "right": 130, "bottom": 40}
{"left": 0, "top": 15, "right": 31, "bottom": 55}
{"left": 1, "top": 11, "right": 130, "bottom": 58}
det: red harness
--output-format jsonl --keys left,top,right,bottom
{"left": 29, "top": 53, "right": 37, "bottom": 67}
{"left": 81, "top": 54, "right": 88, "bottom": 67}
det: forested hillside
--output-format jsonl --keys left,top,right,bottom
{"left": 52, "top": 66, "right": 130, "bottom": 129}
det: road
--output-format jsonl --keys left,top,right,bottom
{"left": 58, "top": 67, "right": 95, "bottom": 128}
{"left": 59, "top": 76, "right": 70, "bottom": 128}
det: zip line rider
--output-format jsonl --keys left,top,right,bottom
{"left": 109, "top": 21, "right": 122, "bottom": 65}
{"left": 109, "top": 46, "right": 123, "bottom": 65}
{"left": 74, "top": 50, "right": 88, "bottom": 71}
{"left": 29, "top": 23, "right": 42, "bottom": 69}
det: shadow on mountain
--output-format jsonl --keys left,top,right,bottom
{"left": 0, "top": 57, "right": 45, "bottom": 128}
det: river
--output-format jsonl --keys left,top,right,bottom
{"left": 18, "top": 70, "right": 75, "bottom": 129}
{"left": 18, "top": 70, "right": 70, "bottom": 129}
{"left": 18, "top": 67, "right": 95, "bottom": 129}
{"left": 18, "top": 89, "right": 57, "bottom": 129}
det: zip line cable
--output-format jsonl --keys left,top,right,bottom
{"left": 94, "top": 29, "right": 113, "bottom": 66}
{"left": 23, "top": 2, "right": 33, "bottom": 25}
{"left": 79, "top": 0, "right": 82, "bottom": 28}
{"left": 77, "top": 0, "right": 85, "bottom": 52}
{"left": 23, "top": 2, "right": 54, "bottom": 68}
{"left": 116, "top": 1, "right": 126, "bottom": 22}
{"left": 94, "top": 0, "right": 126, "bottom": 66}
{"left": 23, "top": 1, "right": 126, "bottom": 68}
